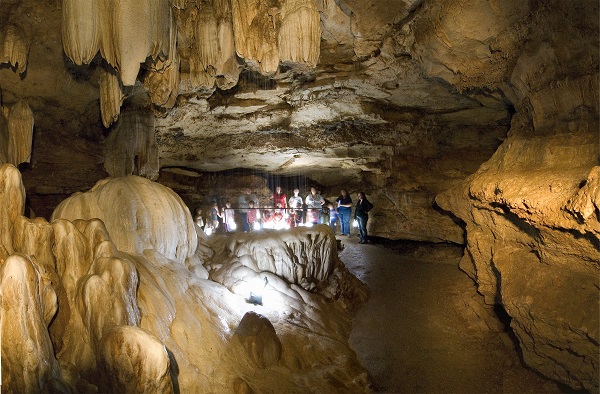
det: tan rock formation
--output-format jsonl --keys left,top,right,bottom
{"left": 0, "top": 24, "right": 28, "bottom": 74}
{"left": 6, "top": 99, "right": 34, "bottom": 166}
{"left": 0, "top": 165, "right": 369, "bottom": 391}
{"left": 61, "top": 0, "right": 100, "bottom": 65}
{"left": 99, "top": 67, "right": 125, "bottom": 128}
{"left": 102, "top": 109, "right": 160, "bottom": 180}
{"left": 433, "top": 2, "right": 599, "bottom": 390}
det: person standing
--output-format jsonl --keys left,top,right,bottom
{"left": 288, "top": 188, "right": 304, "bottom": 227}
{"left": 272, "top": 186, "right": 287, "bottom": 210}
{"left": 354, "top": 192, "right": 373, "bottom": 244}
{"left": 336, "top": 189, "right": 353, "bottom": 236}
{"left": 238, "top": 187, "right": 258, "bottom": 232}
{"left": 247, "top": 200, "right": 260, "bottom": 231}
{"left": 305, "top": 187, "right": 325, "bottom": 225}
{"left": 327, "top": 202, "right": 338, "bottom": 233}
{"left": 222, "top": 200, "right": 236, "bottom": 233}
{"left": 208, "top": 201, "right": 220, "bottom": 231}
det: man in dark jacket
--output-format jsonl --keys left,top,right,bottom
{"left": 354, "top": 192, "right": 373, "bottom": 244}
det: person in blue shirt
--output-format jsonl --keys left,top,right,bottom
{"left": 336, "top": 189, "right": 353, "bottom": 236}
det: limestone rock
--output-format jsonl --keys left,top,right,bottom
{"left": 437, "top": 132, "right": 599, "bottom": 391}
{"left": 52, "top": 175, "right": 196, "bottom": 265}
{"left": 103, "top": 109, "right": 159, "bottom": 180}
{"left": 99, "top": 67, "right": 125, "bottom": 128}
{"left": 412, "top": 0, "right": 529, "bottom": 89}
{"left": 224, "top": 225, "right": 337, "bottom": 285}
{"left": 98, "top": 326, "right": 174, "bottom": 393}
{"left": 232, "top": 311, "right": 282, "bottom": 369}
{"left": 231, "top": 0, "right": 280, "bottom": 74}
{"left": 0, "top": 24, "right": 28, "bottom": 74}
{"left": 62, "top": 0, "right": 100, "bottom": 65}
{"left": 0, "top": 255, "right": 63, "bottom": 393}
{"left": 6, "top": 100, "right": 34, "bottom": 167}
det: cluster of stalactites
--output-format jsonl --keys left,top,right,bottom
{"left": 231, "top": 0, "right": 320, "bottom": 75}
{"left": 0, "top": 100, "right": 34, "bottom": 167}
{"left": 62, "top": 0, "right": 320, "bottom": 126}
{"left": 62, "top": 0, "right": 176, "bottom": 127}
{"left": 0, "top": 24, "right": 29, "bottom": 74}
{"left": 62, "top": 0, "right": 173, "bottom": 86}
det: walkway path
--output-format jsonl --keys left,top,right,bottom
{"left": 340, "top": 237, "right": 561, "bottom": 394}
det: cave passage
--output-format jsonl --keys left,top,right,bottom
{"left": 341, "top": 238, "right": 561, "bottom": 393}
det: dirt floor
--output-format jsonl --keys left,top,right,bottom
{"left": 339, "top": 236, "right": 565, "bottom": 394}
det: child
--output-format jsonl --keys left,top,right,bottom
{"left": 210, "top": 201, "right": 221, "bottom": 230}
{"left": 194, "top": 208, "right": 204, "bottom": 229}
{"left": 327, "top": 203, "right": 338, "bottom": 233}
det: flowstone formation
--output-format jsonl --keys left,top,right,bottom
{"left": 1, "top": 164, "right": 369, "bottom": 392}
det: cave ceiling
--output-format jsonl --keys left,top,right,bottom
{"left": 0, "top": 0, "right": 515, "bottom": 187}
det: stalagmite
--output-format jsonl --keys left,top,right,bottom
{"left": 99, "top": 67, "right": 125, "bottom": 128}
{"left": 6, "top": 100, "right": 34, "bottom": 167}
{"left": 0, "top": 255, "right": 64, "bottom": 393}
{"left": 52, "top": 175, "right": 196, "bottom": 265}
{"left": 279, "top": 0, "right": 321, "bottom": 68}
{"left": 231, "top": 0, "right": 281, "bottom": 74}
{"left": 61, "top": 0, "right": 100, "bottom": 65}
{"left": 102, "top": 110, "right": 160, "bottom": 181}
{"left": 0, "top": 24, "right": 29, "bottom": 74}
{"left": 98, "top": 326, "right": 174, "bottom": 393}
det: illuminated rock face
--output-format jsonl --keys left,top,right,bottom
{"left": 433, "top": 1, "right": 599, "bottom": 391}
{"left": 1, "top": 165, "right": 368, "bottom": 392}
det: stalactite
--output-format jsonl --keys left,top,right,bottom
{"left": 145, "top": 11, "right": 179, "bottom": 109}
{"left": 98, "top": 0, "right": 117, "bottom": 67}
{"left": 103, "top": 110, "right": 159, "bottom": 181}
{"left": 99, "top": 68, "right": 125, "bottom": 128}
{"left": 7, "top": 100, "right": 34, "bottom": 167}
{"left": 172, "top": 0, "right": 187, "bottom": 10}
{"left": 145, "top": 54, "right": 180, "bottom": 109}
{"left": 61, "top": 0, "right": 100, "bottom": 65}
{"left": 214, "top": 0, "right": 241, "bottom": 89}
{"left": 95, "top": 0, "right": 172, "bottom": 86}
{"left": 279, "top": 0, "right": 320, "bottom": 68}
{"left": 231, "top": 0, "right": 281, "bottom": 75}
{"left": 150, "top": 0, "right": 172, "bottom": 62}
{"left": 184, "top": 0, "right": 239, "bottom": 89}
{"left": 0, "top": 24, "right": 29, "bottom": 74}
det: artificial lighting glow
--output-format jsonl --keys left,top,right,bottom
{"left": 353, "top": 219, "right": 358, "bottom": 228}
{"left": 205, "top": 227, "right": 213, "bottom": 235}
{"left": 253, "top": 222, "right": 261, "bottom": 231}
{"left": 247, "top": 276, "right": 268, "bottom": 305}
{"left": 230, "top": 222, "right": 237, "bottom": 230}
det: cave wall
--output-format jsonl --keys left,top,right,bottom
{"left": 427, "top": 0, "right": 599, "bottom": 390}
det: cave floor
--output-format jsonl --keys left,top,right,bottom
{"left": 340, "top": 236, "right": 563, "bottom": 394}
